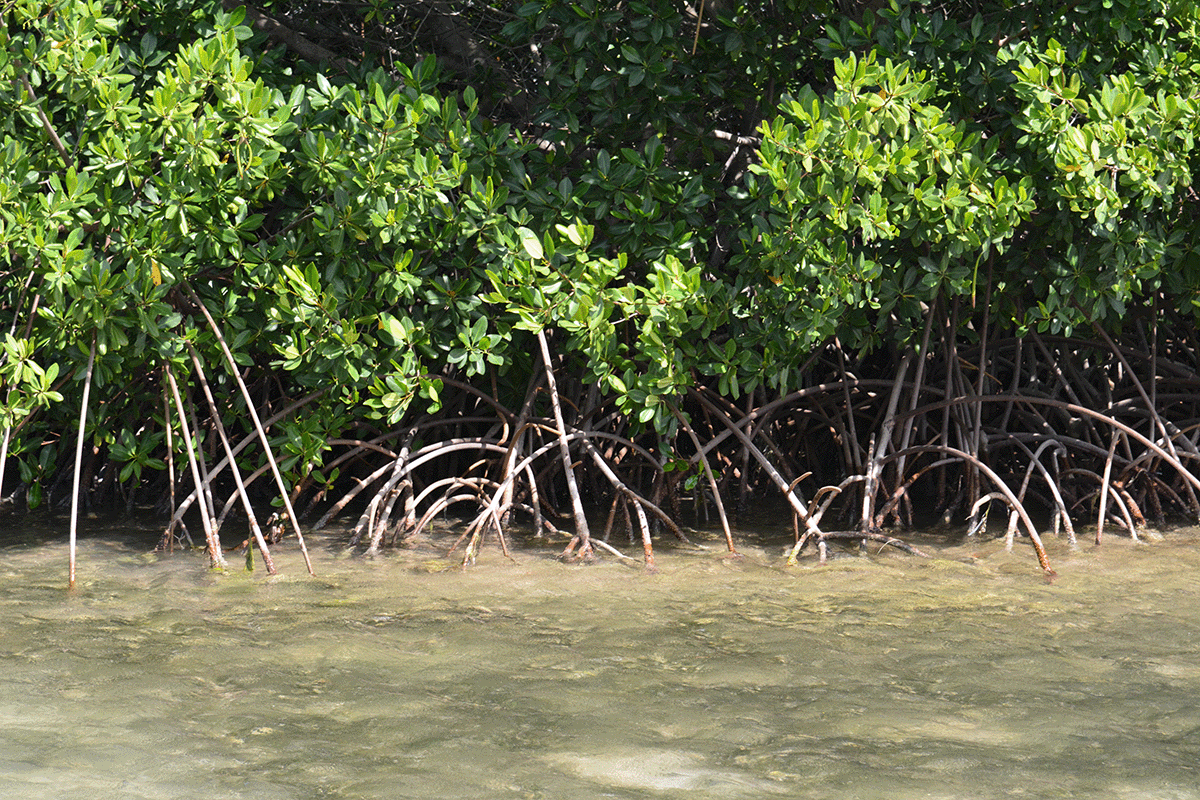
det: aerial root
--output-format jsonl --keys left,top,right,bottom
{"left": 227, "top": 326, "right": 1200, "bottom": 577}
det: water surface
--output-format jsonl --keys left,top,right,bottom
{"left": 2, "top": 519, "right": 1199, "bottom": 799}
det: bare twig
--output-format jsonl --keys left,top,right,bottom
{"left": 18, "top": 71, "right": 71, "bottom": 168}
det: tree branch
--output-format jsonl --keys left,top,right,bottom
{"left": 224, "top": 0, "right": 354, "bottom": 72}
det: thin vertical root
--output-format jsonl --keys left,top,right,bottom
{"left": 183, "top": 283, "right": 315, "bottom": 576}
{"left": 164, "top": 365, "right": 227, "bottom": 570}
{"left": 537, "top": 329, "right": 592, "bottom": 559}
{"left": 186, "top": 343, "right": 277, "bottom": 574}
{"left": 68, "top": 333, "right": 96, "bottom": 590}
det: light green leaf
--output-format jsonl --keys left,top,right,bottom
{"left": 517, "top": 227, "right": 543, "bottom": 260}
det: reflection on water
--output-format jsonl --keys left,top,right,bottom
{"left": 2, "top": 518, "right": 1200, "bottom": 799}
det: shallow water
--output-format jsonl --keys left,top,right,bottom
{"left": 2, "top": 517, "right": 1200, "bottom": 799}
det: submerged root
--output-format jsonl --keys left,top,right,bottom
{"left": 789, "top": 529, "right": 932, "bottom": 563}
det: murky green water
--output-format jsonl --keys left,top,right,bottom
{"left": 3, "top": 518, "right": 1200, "bottom": 799}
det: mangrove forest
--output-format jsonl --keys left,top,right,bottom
{"left": 3, "top": 0, "right": 1200, "bottom": 581}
